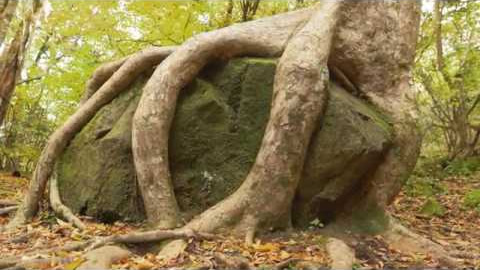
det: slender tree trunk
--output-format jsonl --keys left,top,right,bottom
{"left": 0, "top": 0, "right": 17, "bottom": 45}
{"left": 0, "top": 0, "right": 41, "bottom": 126}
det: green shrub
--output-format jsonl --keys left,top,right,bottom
{"left": 405, "top": 176, "right": 446, "bottom": 197}
{"left": 464, "top": 189, "right": 480, "bottom": 211}
{"left": 444, "top": 157, "right": 480, "bottom": 176}
{"left": 420, "top": 198, "right": 446, "bottom": 217}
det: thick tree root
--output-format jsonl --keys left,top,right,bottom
{"left": 132, "top": 6, "right": 315, "bottom": 228}
{"left": 7, "top": 46, "right": 175, "bottom": 230}
{"left": 185, "top": 2, "right": 340, "bottom": 239}
{"left": 325, "top": 238, "right": 355, "bottom": 270}
{"left": 383, "top": 219, "right": 458, "bottom": 267}
{"left": 87, "top": 228, "right": 216, "bottom": 251}
{"left": 49, "top": 171, "right": 86, "bottom": 230}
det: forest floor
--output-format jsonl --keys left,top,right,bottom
{"left": 0, "top": 171, "right": 479, "bottom": 270}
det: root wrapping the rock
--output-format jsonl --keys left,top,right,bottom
{"left": 7, "top": 46, "right": 175, "bottom": 230}
{"left": 132, "top": 7, "right": 315, "bottom": 228}
{"left": 185, "top": 1, "right": 340, "bottom": 236}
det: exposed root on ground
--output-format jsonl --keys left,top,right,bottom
{"left": 87, "top": 228, "right": 216, "bottom": 251}
{"left": 383, "top": 218, "right": 458, "bottom": 267}
{"left": 49, "top": 171, "right": 86, "bottom": 230}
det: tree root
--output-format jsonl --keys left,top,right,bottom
{"left": 7, "top": 46, "right": 175, "bottom": 230}
{"left": 49, "top": 171, "right": 86, "bottom": 230}
{"left": 185, "top": 2, "right": 340, "bottom": 239}
{"left": 79, "top": 57, "right": 128, "bottom": 105}
{"left": 87, "top": 228, "right": 216, "bottom": 251}
{"left": 325, "top": 237, "right": 355, "bottom": 270}
{"left": 382, "top": 219, "right": 458, "bottom": 267}
{"left": 132, "top": 6, "right": 315, "bottom": 228}
{"left": 0, "top": 206, "right": 17, "bottom": 216}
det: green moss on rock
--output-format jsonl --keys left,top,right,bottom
{"left": 57, "top": 58, "right": 392, "bottom": 224}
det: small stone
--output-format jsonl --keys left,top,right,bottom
{"left": 157, "top": 239, "right": 188, "bottom": 261}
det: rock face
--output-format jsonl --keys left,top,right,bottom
{"left": 57, "top": 58, "right": 392, "bottom": 226}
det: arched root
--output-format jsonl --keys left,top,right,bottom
{"left": 383, "top": 219, "right": 458, "bottom": 267}
{"left": 79, "top": 57, "right": 127, "bottom": 105}
{"left": 7, "top": 46, "right": 175, "bottom": 231}
{"left": 325, "top": 238, "right": 356, "bottom": 270}
{"left": 49, "top": 170, "right": 86, "bottom": 230}
{"left": 179, "top": 2, "right": 340, "bottom": 242}
{"left": 132, "top": 7, "right": 316, "bottom": 228}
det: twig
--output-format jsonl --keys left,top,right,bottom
{"left": 87, "top": 228, "right": 216, "bottom": 250}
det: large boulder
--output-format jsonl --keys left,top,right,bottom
{"left": 57, "top": 58, "right": 392, "bottom": 226}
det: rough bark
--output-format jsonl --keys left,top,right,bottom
{"left": 132, "top": 8, "right": 315, "bottom": 228}
{"left": 328, "top": 0, "right": 422, "bottom": 233}
{"left": 8, "top": 47, "right": 174, "bottom": 229}
{"left": 9, "top": 1, "right": 442, "bottom": 264}
{"left": 0, "top": 0, "right": 17, "bottom": 45}
{"left": 186, "top": 2, "right": 340, "bottom": 236}
{"left": 0, "top": 0, "right": 41, "bottom": 126}
{"left": 79, "top": 57, "right": 129, "bottom": 105}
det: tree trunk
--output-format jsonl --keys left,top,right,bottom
{"left": 0, "top": 0, "right": 41, "bottom": 126}
{"left": 10, "top": 0, "right": 459, "bottom": 265}
{"left": 132, "top": 8, "right": 315, "bottom": 228}
{"left": 0, "top": 0, "right": 17, "bottom": 46}
{"left": 187, "top": 1, "right": 341, "bottom": 236}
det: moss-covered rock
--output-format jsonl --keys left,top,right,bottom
{"left": 57, "top": 58, "right": 392, "bottom": 225}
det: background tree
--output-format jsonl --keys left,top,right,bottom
{"left": 0, "top": 0, "right": 17, "bottom": 45}
{"left": 415, "top": 0, "right": 480, "bottom": 160}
